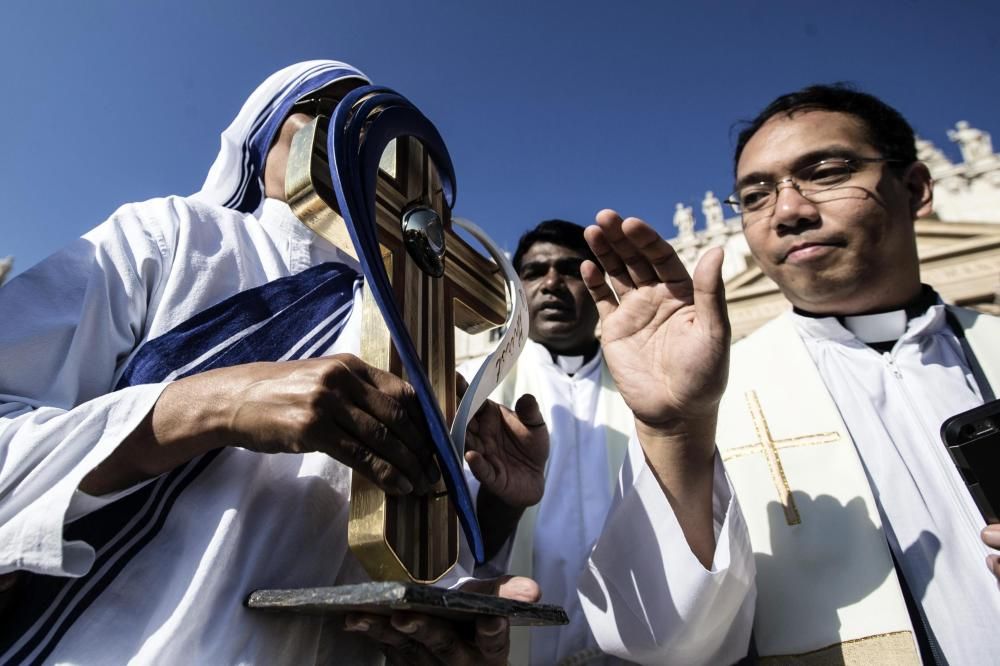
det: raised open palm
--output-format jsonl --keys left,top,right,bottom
{"left": 581, "top": 210, "right": 731, "bottom": 426}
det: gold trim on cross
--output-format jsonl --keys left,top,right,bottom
{"left": 722, "top": 391, "right": 841, "bottom": 525}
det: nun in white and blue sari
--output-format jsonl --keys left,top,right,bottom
{"left": 0, "top": 60, "right": 451, "bottom": 664}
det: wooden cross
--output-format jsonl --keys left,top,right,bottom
{"left": 721, "top": 391, "right": 841, "bottom": 525}
{"left": 285, "top": 117, "right": 507, "bottom": 582}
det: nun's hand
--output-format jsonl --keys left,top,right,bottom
{"left": 82, "top": 354, "right": 439, "bottom": 497}
{"left": 345, "top": 575, "right": 540, "bottom": 666}
{"left": 225, "top": 354, "right": 439, "bottom": 494}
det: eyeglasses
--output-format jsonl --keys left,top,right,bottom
{"left": 724, "top": 157, "right": 903, "bottom": 218}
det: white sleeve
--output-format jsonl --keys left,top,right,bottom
{"left": 0, "top": 207, "right": 171, "bottom": 579}
{"left": 578, "top": 434, "right": 757, "bottom": 665}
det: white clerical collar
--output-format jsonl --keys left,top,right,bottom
{"left": 789, "top": 291, "right": 948, "bottom": 348}
{"left": 528, "top": 339, "right": 601, "bottom": 377}
{"left": 841, "top": 310, "right": 908, "bottom": 344}
{"left": 555, "top": 354, "right": 585, "bottom": 375}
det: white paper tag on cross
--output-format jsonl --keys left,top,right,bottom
{"left": 449, "top": 217, "right": 530, "bottom": 459}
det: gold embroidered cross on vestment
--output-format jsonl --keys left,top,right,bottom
{"left": 722, "top": 391, "right": 841, "bottom": 525}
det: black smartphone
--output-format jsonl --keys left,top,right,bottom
{"left": 941, "top": 398, "right": 1000, "bottom": 525}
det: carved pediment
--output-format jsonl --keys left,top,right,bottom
{"left": 914, "top": 219, "right": 1000, "bottom": 311}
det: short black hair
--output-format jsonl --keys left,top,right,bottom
{"left": 512, "top": 219, "right": 598, "bottom": 273}
{"left": 733, "top": 83, "right": 918, "bottom": 175}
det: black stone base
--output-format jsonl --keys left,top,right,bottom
{"left": 246, "top": 581, "right": 568, "bottom": 627}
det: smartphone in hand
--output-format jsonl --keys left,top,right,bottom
{"left": 941, "top": 398, "right": 1000, "bottom": 524}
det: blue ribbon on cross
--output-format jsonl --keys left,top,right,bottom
{"left": 326, "top": 85, "right": 485, "bottom": 564}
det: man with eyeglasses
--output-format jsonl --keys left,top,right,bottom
{"left": 574, "top": 85, "right": 1000, "bottom": 664}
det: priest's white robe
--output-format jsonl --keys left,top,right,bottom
{"left": 466, "top": 339, "right": 634, "bottom": 665}
{"left": 580, "top": 306, "right": 1000, "bottom": 665}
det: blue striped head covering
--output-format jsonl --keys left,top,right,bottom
{"left": 194, "top": 60, "right": 369, "bottom": 216}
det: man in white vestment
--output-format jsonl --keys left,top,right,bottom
{"left": 0, "top": 60, "right": 548, "bottom": 665}
{"left": 574, "top": 85, "right": 1000, "bottom": 664}
{"left": 464, "top": 220, "right": 633, "bottom": 665}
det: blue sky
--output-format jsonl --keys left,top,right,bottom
{"left": 3, "top": 0, "right": 999, "bottom": 277}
